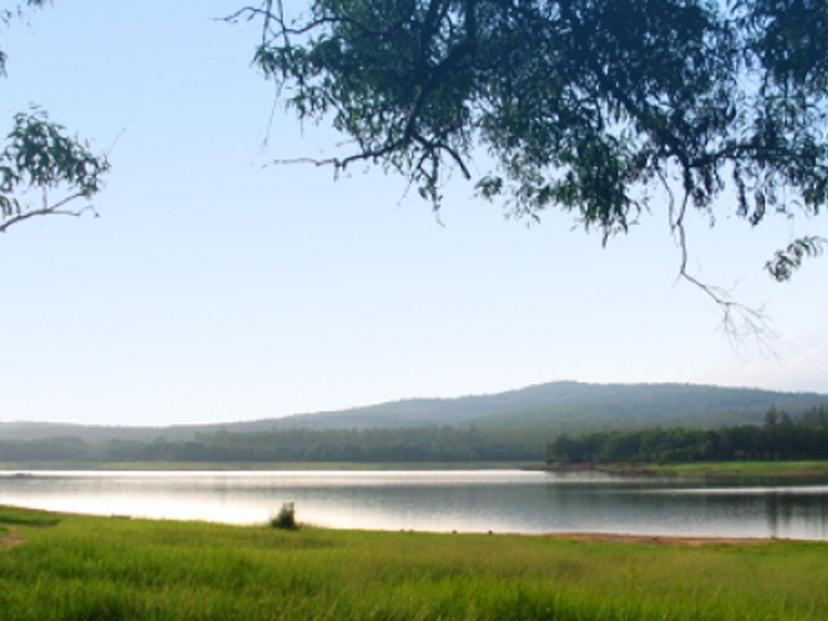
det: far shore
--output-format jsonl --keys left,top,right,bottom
{"left": 3, "top": 459, "right": 828, "bottom": 481}
{"left": 561, "top": 460, "right": 828, "bottom": 480}
{"left": 0, "top": 460, "right": 539, "bottom": 472}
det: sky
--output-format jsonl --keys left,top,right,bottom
{"left": 1, "top": 1, "right": 827, "bottom": 426}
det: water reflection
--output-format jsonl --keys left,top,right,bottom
{"left": 0, "top": 470, "right": 826, "bottom": 540}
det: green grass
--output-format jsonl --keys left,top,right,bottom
{"left": 1, "top": 506, "right": 827, "bottom": 620}
{"left": 0, "top": 505, "right": 61, "bottom": 527}
{"left": 598, "top": 460, "right": 828, "bottom": 480}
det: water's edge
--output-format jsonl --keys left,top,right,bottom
{"left": 2, "top": 470, "right": 827, "bottom": 541}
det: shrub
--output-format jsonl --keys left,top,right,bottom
{"left": 270, "top": 502, "right": 298, "bottom": 530}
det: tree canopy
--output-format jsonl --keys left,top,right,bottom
{"left": 0, "top": 1, "right": 109, "bottom": 235}
{"left": 232, "top": 0, "right": 827, "bottom": 303}
{"left": 547, "top": 405, "right": 828, "bottom": 464}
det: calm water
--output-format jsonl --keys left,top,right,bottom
{"left": 2, "top": 470, "right": 827, "bottom": 540}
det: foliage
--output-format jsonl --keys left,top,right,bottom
{"left": 0, "top": 3, "right": 109, "bottom": 235}
{"left": 0, "top": 109, "right": 109, "bottom": 234}
{"left": 233, "top": 0, "right": 828, "bottom": 282}
{"left": 765, "top": 235, "right": 827, "bottom": 281}
{"left": 1, "top": 508, "right": 827, "bottom": 620}
{"left": 0, "top": 426, "right": 544, "bottom": 464}
{"left": 547, "top": 405, "right": 828, "bottom": 464}
{"left": 270, "top": 502, "right": 298, "bottom": 530}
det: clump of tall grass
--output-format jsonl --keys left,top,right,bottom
{"left": 269, "top": 502, "right": 298, "bottom": 530}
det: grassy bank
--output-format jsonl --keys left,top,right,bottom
{"left": 6, "top": 460, "right": 828, "bottom": 478}
{"left": 594, "top": 460, "right": 828, "bottom": 480}
{"left": 1, "top": 506, "right": 827, "bottom": 620}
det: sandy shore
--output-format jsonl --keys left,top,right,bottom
{"left": 536, "top": 531, "right": 781, "bottom": 547}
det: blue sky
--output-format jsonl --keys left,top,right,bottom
{"left": 1, "top": 1, "right": 826, "bottom": 426}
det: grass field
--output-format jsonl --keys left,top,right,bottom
{"left": 1, "top": 505, "right": 827, "bottom": 620}
{"left": 597, "top": 460, "right": 828, "bottom": 480}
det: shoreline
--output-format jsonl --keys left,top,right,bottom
{"left": 544, "top": 460, "right": 828, "bottom": 481}
{"left": 0, "top": 460, "right": 539, "bottom": 472}
{"left": 534, "top": 531, "right": 792, "bottom": 547}
{"left": 2, "top": 459, "right": 828, "bottom": 479}
{"left": 1, "top": 503, "right": 824, "bottom": 545}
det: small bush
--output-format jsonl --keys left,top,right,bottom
{"left": 270, "top": 502, "right": 298, "bottom": 530}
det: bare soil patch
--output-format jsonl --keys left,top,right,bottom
{"left": 539, "top": 532, "right": 774, "bottom": 547}
{"left": 0, "top": 529, "right": 24, "bottom": 551}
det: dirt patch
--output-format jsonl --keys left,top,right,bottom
{"left": 0, "top": 529, "right": 24, "bottom": 551}
{"left": 538, "top": 532, "right": 774, "bottom": 547}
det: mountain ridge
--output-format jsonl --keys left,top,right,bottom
{"left": 2, "top": 381, "right": 827, "bottom": 442}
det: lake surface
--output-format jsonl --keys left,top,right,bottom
{"left": 2, "top": 470, "right": 827, "bottom": 540}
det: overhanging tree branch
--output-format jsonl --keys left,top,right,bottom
{"left": 232, "top": 0, "right": 828, "bottom": 337}
{"left": 0, "top": 110, "right": 109, "bottom": 236}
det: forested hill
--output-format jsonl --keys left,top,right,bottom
{"left": 2, "top": 382, "right": 826, "bottom": 442}
{"left": 259, "top": 382, "right": 826, "bottom": 433}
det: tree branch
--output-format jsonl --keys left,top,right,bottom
{"left": 0, "top": 192, "right": 97, "bottom": 234}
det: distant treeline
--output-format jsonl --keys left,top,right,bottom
{"left": 547, "top": 406, "right": 828, "bottom": 464}
{"left": 0, "top": 427, "right": 543, "bottom": 463}
{"left": 5, "top": 405, "right": 828, "bottom": 465}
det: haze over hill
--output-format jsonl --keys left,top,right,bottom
{"left": 2, "top": 382, "right": 826, "bottom": 443}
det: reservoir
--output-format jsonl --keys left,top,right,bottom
{"left": 1, "top": 469, "right": 827, "bottom": 540}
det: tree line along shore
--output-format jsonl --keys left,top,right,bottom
{"left": 2, "top": 407, "right": 828, "bottom": 472}
{"left": 547, "top": 406, "right": 828, "bottom": 466}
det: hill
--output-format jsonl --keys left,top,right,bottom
{"left": 229, "top": 381, "right": 827, "bottom": 433}
{"left": 2, "top": 382, "right": 826, "bottom": 441}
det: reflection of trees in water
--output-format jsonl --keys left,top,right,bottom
{"left": 766, "top": 494, "right": 828, "bottom": 539}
